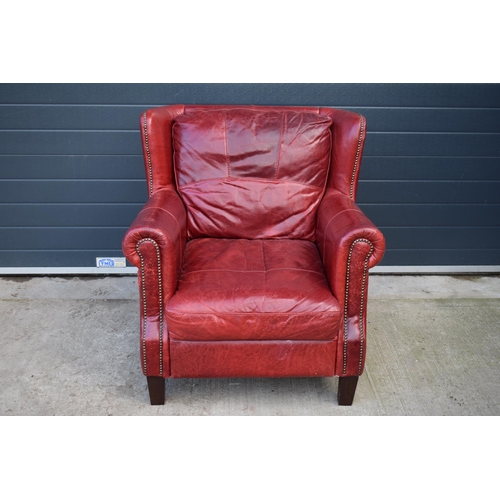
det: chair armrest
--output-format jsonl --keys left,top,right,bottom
{"left": 316, "top": 192, "right": 386, "bottom": 376}
{"left": 122, "top": 188, "right": 187, "bottom": 377}
{"left": 122, "top": 188, "right": 187, "bottom": 301}
{"left": 316, "top": 192, "right": 386, "bottom": 292}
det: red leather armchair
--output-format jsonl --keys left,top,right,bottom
{"left": 122, "top": 105, "right": 385, "bottom": 406}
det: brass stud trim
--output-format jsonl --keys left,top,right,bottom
{"left": 136, "top": 244, "right": 147, "bottom": 374}
{"left": 136, "top": 238, "right": 163, "bottom": 376}
{"left": 349, "top": 115, "right": 365, "bottom": 200}
{"left": 343, "top": 238, "right": 374, "bottom": 375}
{"left": 143, "top": 112, "right": 153, "bottom": 196}
{"left": 358, "top": 243, "right": 373, "bottom": 374}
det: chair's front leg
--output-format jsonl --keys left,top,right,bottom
{"left": 147, "top": 376, "right": 165, "bottom": 405}
{"left": 338, "top": 376, "right": 359, "bottom": 406}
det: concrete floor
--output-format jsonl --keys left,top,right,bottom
{"left": 1, "top": 275, "right": 499, "bottom": 416}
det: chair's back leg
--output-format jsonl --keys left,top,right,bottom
{"left": 147, "top": 376, "right": 166, "bottom": 405}
{"left": 337, "top": 376, "right": 359, "bottom": 406}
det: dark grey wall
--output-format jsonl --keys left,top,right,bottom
{"left": 0, "top": 84, "right": 499, "bottom": 268}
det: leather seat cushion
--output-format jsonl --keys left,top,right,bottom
{"left": 166, "top": 238, "right": 341, "bottom": 341}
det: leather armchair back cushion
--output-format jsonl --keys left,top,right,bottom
{"left": 173, "top": 108, "right": 332, "bottom": 240}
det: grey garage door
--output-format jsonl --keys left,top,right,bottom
{"left": 0, "top": 83, "right": 499, "bottom": 269}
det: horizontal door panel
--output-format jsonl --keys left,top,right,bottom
{"left": 360, "top": 157, "right": 500, "bottom": 181}
{"left": 359, "top": 204, "right": 500, "bottom": 227}
{"left": 3, "top": 105, "right": 500, "bottom": 133}
{"left": 2, "top": 84, "right": 499, "bottom": 107}
{"left": 345, "top": 108, "right": 500, "bottom": 132}
{"left": 0, "top": 228, "right": 128, "bottom": 250}
{"left": 0, "top": 204, "right": 143, "bottom": 227}
{"left": 381, "top": 227, "right": 500, "bottom": 250}
{"left": 378, "top": 249, "right": 500, "bottom": 266}
{"left": 357, "top": 181, "right": 500, "bottom": 204}
{"left": 0, "top": 131, "right": 141, "bottom": 155}
{"left": 0, "top": 155, "right": 144, "bottom": 179}
{"left": 0, "top": 105, "right": 144, "bottom": 130}
{"left": 363, "top": 133, "right": 500, "bottom": 157}
{"left": 0, "top": 180, "right": 148, "bottom": 203}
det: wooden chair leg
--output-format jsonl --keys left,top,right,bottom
{"left": 147, "top": 376, "right": 165, "bottom": 405}
{"left": 338, "top": 376, "right": 359, "bottom": 406}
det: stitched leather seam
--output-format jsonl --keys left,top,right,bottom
{"left": 166, "top": 311, "right": 340, "bottom": 316}
{"left": 261, "top": 240, "right": 267, "bottom": 271}
{"left": 169, "top": 335, "right": 338, "bottom": 342}
{"left": 170, "top": 338, "right": 335, "bottom": 343}
{"left": 224, "top": 110, "right": 231, "bottom": 177}
{"left": 142, "top": 112, "right": 153, "bottom": 196}
{"left": 349, "top": 115, "right": 365, "bottom": 200}
{"left": 318, "top": 126, "right": 333, "bottom": 203}
{"left": 342, "top": 238, "right": 374, "bottom": 375}
{"left": 172, "top": 123, "right": 182, "bottom": 196}
{"left": 185, "top": 239, "right": 317, "bottom": 249}
{"left": 275, "top": 113, "right": 285, "bottom": 178}
{"left": 180, "top": 268, "right": 327, "bottom": 277}
{"left": 178, "top": 177, "right": 323, "bottom": 190}
{"left": 136, "top": 238, "right": 163, "bottom": 376}
{"left": 321, "top": 208, "right": 363, "bottom": 258}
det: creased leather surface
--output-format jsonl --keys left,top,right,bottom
{"left": 315, "top": 191, "right": 386, "bottom": 375}
{"left": 122, "top": 188, "right": 187, "bottom": 299}
{"left": 316, "top": 192, "right": 386, "bottom": 295}
{"left": 166, "top": 238, "right": 341, "bottom": 341}
{"left": 170, "top": 339, "right": 336, "bottom": 378}
{"left": 141, "top": 105, "right": 185, "bottom": 196}
{"left": 173, "top": 108, "right": 332, "bottom": 240}
{"left": 319, "top": 108, "right": 366, "bottom": 200}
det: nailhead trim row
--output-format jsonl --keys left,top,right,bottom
{"left": 349, "top": 115, "right": 365, "bottom": 200}
{"left": 358, "top": 242, "right": 374, "bottom": 374}
{"left": 136, "top": 238, "right": 163, "bottom": 376}
{"left": 136, "top": 245, "right": 147, "bottom": 374}
{"left": 343, "top": 238, "right": 374, "bottom": 375}
{"left": 142, "top": 112, "right": 153, "bottom": 196}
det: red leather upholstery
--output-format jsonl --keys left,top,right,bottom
{"left": 122, "top": 187, "right": 187, "bottom": 377}
{"left": 141, "top": 105, "right": 185, "bottom": 196}
{"left": 122, "top": 104, "right": 386, "bottom": 404}
{"left": 170, "top": 339, "right": 337, "bottom": 378}
{"left": 166, "top": 238, "right": 341, "bottom": 341}
{"left": 319, "top": 107, "right": 366, "bottom": 200}
{"left": 173, "top": 108, "right": 332, "bottom": 240}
